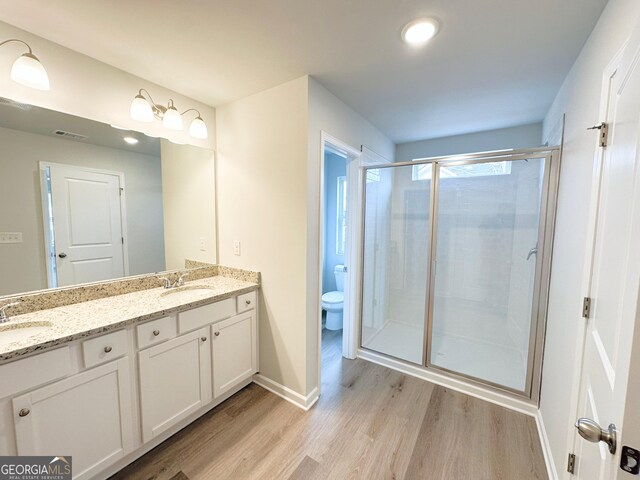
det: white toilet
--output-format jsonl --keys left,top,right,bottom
{"left": 322, "top": 265, "right": 345, "bottom": 330}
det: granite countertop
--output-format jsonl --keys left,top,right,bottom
{"left": 0, "top": 275, "right": 258, "bottom": 362}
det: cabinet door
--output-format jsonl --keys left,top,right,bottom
{"left": 212, "top": 311, "right": 257, "bottom": 398}
{"left": 138, "top": 327, "right": 212, "bottom": 442}
{"left": 12, "top": 358, "right": 134, "bottom": 480}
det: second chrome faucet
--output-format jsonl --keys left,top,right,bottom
{"left": 158, "top": 272, "right": 190, "bottom": 289}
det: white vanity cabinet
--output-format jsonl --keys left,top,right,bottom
{"left": 212, "top": 311, "right": 257, "bottom": 398}
{"left": 138, "top": 327, "right": 212, "bottom": 442}
{"left": 12, "top": 357, "right": 134, "bottom": 480}
{"left": 0, "top": 286, "right": 258, "bottom": 480}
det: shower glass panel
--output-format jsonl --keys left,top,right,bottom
{"left": 361, "top": 164, "right": 431, "bottom": 364}
{"left": 429, "top": 157, "right": 545, "bottom": 391}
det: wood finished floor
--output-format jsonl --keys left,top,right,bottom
{"left": 111, "top": 329, "right": 548, "bottom": 480}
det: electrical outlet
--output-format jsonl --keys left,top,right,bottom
{"left": 234, "top": 240, "right": 241, "bottom": 256}
{"left": 199, "top": 237, "right": 206, "bottom": 251}
{"left": 0, "top": 232, "right": 22, "bottom": 244}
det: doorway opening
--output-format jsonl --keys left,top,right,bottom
{"left": 318, "top": 133, "right": 361, "bottom": 384}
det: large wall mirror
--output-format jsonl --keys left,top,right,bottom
{"left": 0, "top": 97, "right": 216, "bottom": 297}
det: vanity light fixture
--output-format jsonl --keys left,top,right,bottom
{"left": 0, "top": 39, "right": 50, "bottom": 90}
{"left": 401, "top": 18, "right": 439, "bottom": 46}
{"left": 130, "top": 89, "right": 208, "bottom": 139}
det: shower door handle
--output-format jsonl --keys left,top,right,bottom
{"left": 526, "top": 247, "right": 537, "bottom": 260}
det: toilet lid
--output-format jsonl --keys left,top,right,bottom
{"left": 322, "top": 291, "right": 343, "bottom": 304}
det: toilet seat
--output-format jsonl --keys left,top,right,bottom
{"left": 322, "top": 291, "right": 343, "bottom": 304}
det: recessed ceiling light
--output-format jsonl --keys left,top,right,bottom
{"left": 123, "top": 136, "right": 138, "bottom": 145}
{"left": 401, "top": 18, "right": 439, "bottom": 46}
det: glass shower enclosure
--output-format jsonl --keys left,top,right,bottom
{"left": 359, "top": 148, "right": 560, "bottom": 398}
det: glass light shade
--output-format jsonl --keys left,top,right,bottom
{"left": 130, "top": 95, "right": 154, "bottom": 122}
{"left": 162, "top": 106, "right": 183, "bottom": 130}
{"left": 10, "top": 53, "right": 50, "bottom": 91}
{"left": 188, "top": 116, "right": 208, "bottom": 139}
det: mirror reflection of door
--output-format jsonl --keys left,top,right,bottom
{"left": 41, "top": 163, "right": 127, "bottom": 288}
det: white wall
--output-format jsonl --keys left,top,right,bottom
{"left": 216, "top": 77, "right": 310, "bottom": 395}
{"left": 0, "top": 20, "right": 215, "bottom": 149}
{"left": 160, "top": 140, "right": 216, "bottom": 270}
{"left": 395, "top": 123, "right": 542, "bottom": 162}
{"left": 0, "top": 126, "right": 165, "bottom": 296}
{"left": 216, "top": 75, "right": 394, "bottom": 398}
{"left": 540, "top": 1, "right": 640, "bottom": 476}
{"left": 307, "top": 77, "right": 395, "bottom": 393}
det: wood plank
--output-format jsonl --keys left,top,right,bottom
{"left": 112, "top": 330, "right": 548, "bottom": 480}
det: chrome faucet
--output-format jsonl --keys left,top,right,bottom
{"left": 158, "top": 272, "right": 190, "bottom": 289}
{"left": 0, "top": 301, "right": 20, "bottom": 323}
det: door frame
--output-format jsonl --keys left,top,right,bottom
{"left": 39, "top": 161, "right": 130, "bottom": 288}
{"left": 317, "top": 131, "right": 362, "bottom": 375}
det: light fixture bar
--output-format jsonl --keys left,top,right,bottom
{"left": 130, "top": 89, "right": 208, "bottom": 139}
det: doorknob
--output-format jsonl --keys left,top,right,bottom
{"left": 58, "top": 253, "right": 67, "bottom": 258}
{"left": 575, "top": 418, "right": 617, "bottom": 454}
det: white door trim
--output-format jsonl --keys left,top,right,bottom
{"left": 39, "top": 161, "right": 130, "bottom": 287}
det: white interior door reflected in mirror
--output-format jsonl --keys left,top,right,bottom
{"left": 42, "top": 163, "right": 126, "bottom": 288}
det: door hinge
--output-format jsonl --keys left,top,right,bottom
{"left": 582, "top": 297, "right": 591, "bottom": 319}
{"left": 119, "top": 187, "right": 124, "bottom": 196}
{"left": 121, "top": 237, "right": 124, "bottom": 245}
{"left": 567, "top": 453, "right": 576, "bottom": 474}
{"left": 587, "top": 122, "right": 608, "bottom": 147}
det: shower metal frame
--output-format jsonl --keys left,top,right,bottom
{"left": 357, "top": 147, "right": 561, "bottom": 402}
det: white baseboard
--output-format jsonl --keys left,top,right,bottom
{"left": 253, "top": 374, "right": 319, "bottom": 411}
{"left": 535, "top": 409, "right": 559, "bottom": 480}
{"left": 357, "top": 348, "right": 538, "bottom": 416}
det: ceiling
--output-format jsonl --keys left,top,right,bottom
{"left": 0, "top": 0, "right": 608, "bottom": 143}
{"left": 0, "top": 97, "right": 160, "bottom": 156}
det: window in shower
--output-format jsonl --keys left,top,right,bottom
{"left": 412, "top": 160, "right": 512, "bottom": 181}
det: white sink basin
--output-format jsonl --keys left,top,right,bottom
{"left": 0, "top": 321, "right": 53, "bottom": 349}
{"left": 160, "top": 286, "right": 215, "bottom": 300}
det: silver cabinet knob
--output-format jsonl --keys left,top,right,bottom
{"left": 104, "top": 346, "right": 112, "bottom": 353}
{"left": 18, "top": 408, "right": 30, "bottom": 417}
{"left": 214, "top": 331, "right": 220, "bottom": 337}
{"left": 245, "top": 299, "right": 251, "bottom": 305}
{"left": 575, "top": 418, "right": 617, "bottom": 454}
{"left": 201, "top": 337, "right": 207, "bottom": 342}
{"left": 153, "top": 330, "right": 160, "bottom": 336}
{"left": 58, "top": 253, "right": 67, "bottom": 258}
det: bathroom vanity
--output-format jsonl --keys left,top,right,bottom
{"left": 0, "top": 271, "right": 259, "bottom": 480}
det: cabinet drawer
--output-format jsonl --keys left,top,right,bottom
{"left": 178, "top": 298, "right": 235, "bottom": 334}
{"left": 137, "top": 316, "right": 177, "bottom": 350}
{"left": 237, "top": 291, "right": 257, "bottom": 313}
{"left": 83, "top": 330, "right": 128, "bottom": 368}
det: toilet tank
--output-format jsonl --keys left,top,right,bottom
{"left": 334, "top": 265, "right": 345, "bottom": 292}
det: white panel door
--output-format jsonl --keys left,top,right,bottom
{"left": 48, "top": 163, "right": 125, "bottom": 286}
{"left": 12, "top": 358, "right": 134, "bottom": 480}
{"left": 212, "top": 312, "right": 257, "bottom": 398}
{"left": 138, "top": 328, "right": 212, "bottom": 442}
{"left": 573, "top": 20, "right": 640, "bottom": 479}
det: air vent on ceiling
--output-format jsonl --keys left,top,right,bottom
{"left": 52, "top": 130, "right": 88, "bottom": 141}
{"left": 0, "top": 97, "right": 32, "bottom": 110}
